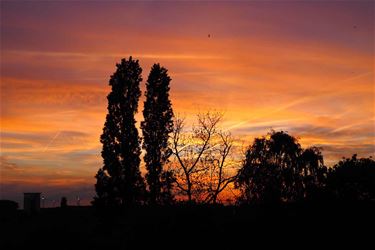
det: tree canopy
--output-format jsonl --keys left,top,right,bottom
{"left": 141, "top": 63, "right": 174, "bottom": 205}
{"left": 94, "top": 57, "right": 145, "bottom": 207}
{"left": 327, "top": 154, "right": 375, "bottom": 201}
{"left": 236, "top": 130, "right": 327, "bottom": 204}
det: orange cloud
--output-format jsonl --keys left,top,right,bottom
{"left": 1, "top": 1, "right": 373, "bottom": 204}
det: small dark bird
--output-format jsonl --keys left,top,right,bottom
{"left": 353, "top": 25, "right": 357, "bottom": 29}
{"left": 208, "top": 34, "right": 211, "bottom": 38}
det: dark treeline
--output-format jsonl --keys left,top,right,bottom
{"left": 93, "top": 57, "right": 375, "bottom": 208}
{"left": 236, "top": 130, "right": 375, "bottom": 204}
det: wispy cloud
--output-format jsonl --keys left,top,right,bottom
{"left": 43, "top": 131, "right": 61, "bottom": 152}
{"left": 4, "top": 50, "right": 225, "bottom": 60}
{"left": 1, "top": 1, "right": 373, "bottom": 203}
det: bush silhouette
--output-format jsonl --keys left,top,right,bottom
{"left": 327, "top": 154, "right": 375, "bottom": 201}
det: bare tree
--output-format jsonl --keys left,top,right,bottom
{"left": 203, "top": 131, "right": 238, "bottom": 204}
{"left": 169, "top": 111, "right": 239, "bottom": 203}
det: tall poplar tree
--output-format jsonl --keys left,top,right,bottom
{"left": 141, "top": 64, "right": 174, "bottom": 204}
{"left": 94, "top": 57, "right": 145, "bottom": 207}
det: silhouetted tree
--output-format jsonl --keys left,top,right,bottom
{"left": 236, "top": 130, "right": 326, "bottom": 204}
{"left": 300, "top": 146, "right": 327, "bottom": 200}
{"left": 60, "top": 197, "right": 67, "bottom": 208}
{"left": 327, "top": 155, "right": 375, "bottom": 201}
{"left": 141, "top": 64, "right": 174, "bottom": 205}
{"left": 94, "top": 57, "right": 145, "bottom": 207}
{"left": 160, "top": 170, "right": 176, "bottom": 204}
{"left": 93, "top": 168, "right": 113, "bottom": 207}
{"left": 169, "top": 113, "right": 221, "bottom": 202}
{"left": 203, "top": 131, "right": 238, "bottom": 204}
{"left": 169, "top": 112, "right": 238, "bottom": 203}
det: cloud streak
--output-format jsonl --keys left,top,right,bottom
{"left": 1, "top": 1, "right": 373, "bottom": 204}
{"left": 43, "top": 131, "right": 61, "bottom": 152}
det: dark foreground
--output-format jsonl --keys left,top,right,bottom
{"left": 1, "top": 202, "right": 374, "bottom": 249}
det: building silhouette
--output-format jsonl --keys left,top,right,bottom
{"left": 24, "top": 193, "right": 41, "bottom": 213}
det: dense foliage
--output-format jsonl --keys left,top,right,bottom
{"left": 236, "top": 131, "right": 327, "bottom": 204}
{"left": 94, "top": 57, "right": 145, "bottom": 207}
{"left": 141, "top": 64, "right": 174, "bottom": 205}
{"left": 327, "top": 155, "right": 375, "bottom": 201}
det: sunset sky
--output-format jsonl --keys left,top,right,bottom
{"left": 1, "top": 1, "right": 374, "bottom": 206}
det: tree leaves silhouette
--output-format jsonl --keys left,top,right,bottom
{"left": 94, "top": 57, "right": 145, "bottom": 207}
{"left": 236, "top": 130, "right": 326, "bottom": 204}
{"left": 327, "top": 154, "right": 375, "bottom": 201}
{"left": 141, "top": 64, "right": 174, "bottom": 205}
